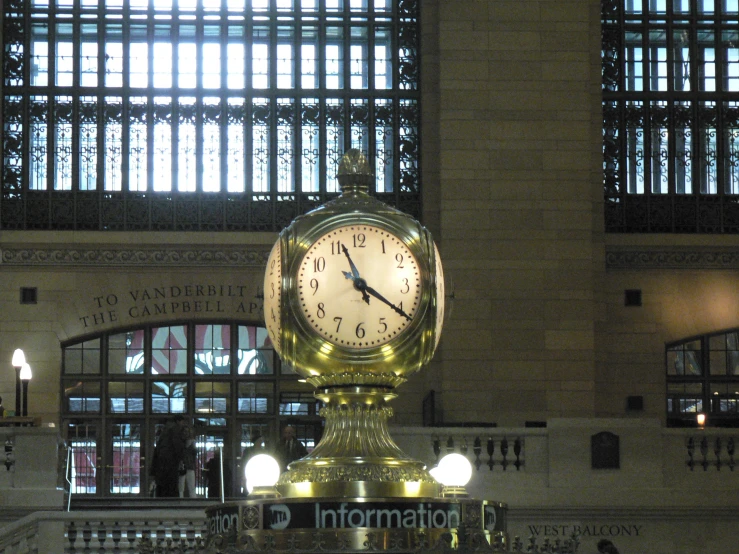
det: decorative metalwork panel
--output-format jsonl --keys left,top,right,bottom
{"left": 1, "top": 0, "right": 421, "bottom": 232}
{"left": 602, "top": 0, "right": 739, "bottom": 233}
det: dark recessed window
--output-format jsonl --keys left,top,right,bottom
{"left": 624, "top": 289, "right": 642, "bottom": 307}
{"left": 20, "top": 287, "right": 38, "bottom": 304}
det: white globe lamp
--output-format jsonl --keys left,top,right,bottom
{"left": 431, "top": 453, "right": 473, "bottom": 497}
{"left": 244, "top": 453, "right": 281, "bottom": 497}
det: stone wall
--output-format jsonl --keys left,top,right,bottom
{"left": 424, "top": 0, "right": 605, "bottom": 425}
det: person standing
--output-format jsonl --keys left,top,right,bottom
{"left": 204, "top": 449, "right": 232, "bottom": 499}
{"left": 150, "top": 415, "right": 187, "bottom": 497}
{"left": 276, "top": 425, "right": 307, "bottom": 471}
{"left": 179, "top": 424, "right": 198, "bottom": 497}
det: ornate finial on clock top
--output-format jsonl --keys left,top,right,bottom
{"left": 337, "top": 148, "right": 373, "bottom": 193}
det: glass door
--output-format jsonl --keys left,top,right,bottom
{"left": 107, "top": 421, "right": 144, "bottom": 495}
{"left": 65, "top": 421, "right": 100, "bottom": 495}
{"left": 198, "top": 426, "right": 230, "bottom": 499}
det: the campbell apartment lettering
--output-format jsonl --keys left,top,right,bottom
{"left": 528, "top": 524, "right": 643, "bottom": 538}
{"left": 79, "top": 283, "right": 260, "bottom": 328}
{"left": 128, "top": 300, "right": 225, "bottom": 318}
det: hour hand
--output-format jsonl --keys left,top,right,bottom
{"left": 341, "top": 245, "right": 361, "bottom": 280}
{"left": 365, "top": 285, "right": 412, "bottom": 321}
{"left": 340, "top": 245, "right": 370, "bottom": 304}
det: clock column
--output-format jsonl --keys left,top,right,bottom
{"left": 268, "top": 149, "right": 444, "bottom": 499}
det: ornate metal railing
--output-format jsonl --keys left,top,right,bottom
{"left": 390, "top": 427, "right": 536, "bottom": 474}
{"left": 428, "top": 434, "right": 526, "bottom": 472}
{"left": 685, "top": 434, "right": 737, "bottom": 472}
{"left": 0, "top": 510, "right": 207, "bottom": 554}
{"left": 0, "top": 510, "right": 579, "bottom": 553}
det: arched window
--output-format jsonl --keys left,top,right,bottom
{"left": 62, "top": 321, "right": 322, "bottom": 498}
{"left": 667, "top": 330, "right": 739, "bottom": 427}
{"left": 1, "top": 0, "right": 421, "bottom": 231}
{"left": 603, "top": 0, "right": 739, "bottom": 232}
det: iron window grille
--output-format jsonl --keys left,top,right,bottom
{"left": 1, "top": 0, "right": 420, "bottom": 231}
{"left": 603, "top": 0, "right": 739, "bottom": 232}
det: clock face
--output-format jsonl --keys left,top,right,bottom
{"left": 297, "top": 224, "right": 422, "bottom": 349}
{"left": 263, "top": 240, "right": 282, "bottom": 352}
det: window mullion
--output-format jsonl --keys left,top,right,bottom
{"left": 145, "top": 7, "right": 155, "bottom": 197}
{"left": 317, "top": 8, "right": 327, "bottom": 195}
{"left": 220, "top": 4, "right": 228, "bottom": 200}
{"left": 295, "top": 13, "right": 304, "bottom": 197}
{"left": 195, "top": 3, "right": 204, "bottom": 197}
{"left": 270, "top": 12, "right": 279, "bottom": 196}
{"left": 72, "top": 4, "right": 82, "bottom": 195}
{"left": 342, "top": 8, "right": 351, "bottom": 154}
{"left": 245, "top": 3, "right": 254, "bottom": 198}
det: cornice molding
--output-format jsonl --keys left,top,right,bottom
{"left": 507, "top": 505, "right": 739, "bottom": 520}
{"left": 606, "top": 247, "right": 739, "bottom": 270}
{"left": 0, "top": 246, "right": 270, "bottom": 267}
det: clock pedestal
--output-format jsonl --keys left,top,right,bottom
{"left": 276, "top": 386, "right": 439, "bottom": 499}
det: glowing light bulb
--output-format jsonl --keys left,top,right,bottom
{"left": 244, "top": 453, "right": 281, "bottom": 493}
{"left": 433, "top": 453, "right": 472, "bottom": 488}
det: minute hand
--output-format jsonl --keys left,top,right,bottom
{"left": 364, "top": 285, "right": 412, "bottom": 321}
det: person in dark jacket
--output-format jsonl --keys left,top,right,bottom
{"left": 275, "top": 425, "right": 307, "bottom": 471}
{"left": 204, "top": 449, "right": 231, "bottom": 499}
{"left": 150, "top": 415, "right": 187, "bottom": 497}
{"left": 178, "top": 423, "right": 198, "bottom": 497}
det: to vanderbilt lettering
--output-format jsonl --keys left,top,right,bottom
{"left": 129, "top": 284, "right": 248, "bottom": 301}
{"left": 314, "top": 503, "right": 460, "bottom": 529}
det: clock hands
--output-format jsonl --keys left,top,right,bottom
{"left": 363, "top": 284, "right": 413, "bottom": 321}
{"left": 341, "top": 244, "right": 362, "bottom": 280}
{"left": 341, "top": 245, "right": 370, "bottom": 304}
{"left": 341, "top": 244, "right": 412, "bottom": 321}
{"left": 339, "top": 244, "right": 412, "bottom": 321}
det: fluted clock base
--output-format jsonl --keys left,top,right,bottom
{"left": 275, "top": 386, "right": 440, "bottom": 499}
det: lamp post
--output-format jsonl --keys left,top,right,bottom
{"left": 11, "top": 349, "right": 25, "bottom": 417}
{"left": 20, "top": 363, "right": 32, "bottom": 417}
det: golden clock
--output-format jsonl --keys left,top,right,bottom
{"left": 263, "top": 149, "right": 444, "bottom": 498}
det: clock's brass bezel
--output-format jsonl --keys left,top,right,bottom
{"left": 276, "top": 212, "right": 440, "bottom": 384}
{"left": 293, "top": 220, "right": 424, "bottom": 352}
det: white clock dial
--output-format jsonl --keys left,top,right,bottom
{"left": 298, "top": 225, "right": 422, "bottom": 349}
{"left": 263, "top": 240, "right": 282, "bottom": 351}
